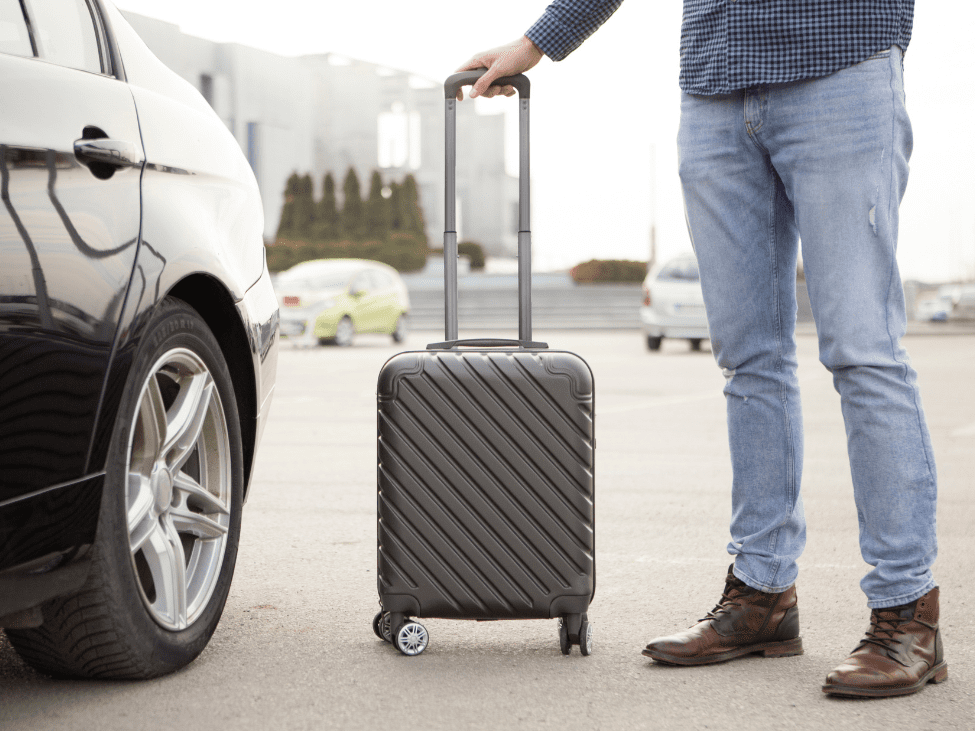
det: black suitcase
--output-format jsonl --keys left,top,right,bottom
{"left": 373, "top": 70, "right": 595, "bottom": 657}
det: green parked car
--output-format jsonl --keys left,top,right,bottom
{"left": 274, "top": 259, "right": 410, "bottom": 346}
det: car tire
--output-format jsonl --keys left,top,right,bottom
{"left": 646, "top": 336, "right": 662, "bottom": 351}
{"left": 333, "top": 316, "right": 354, "bottom": 347}
{"left": 689, "top": 338, "right": 702, "bottom": 352}
{"left": 6, "top": 297, "right": 244, "bottom": 679}
{"left": 391, "top": 314, "right": 408, "bottom": 344}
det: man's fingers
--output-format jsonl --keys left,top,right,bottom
{"left": 456, "top": 57, "right": 487, "bottom": 73}
{"left": 470, "top": 66, "right": 504, "bottom": 98}
{"left": 484, "top": 85, "right": 515, "bottom": 98}
{"left": 455, "top": 37, "right": 541, "bottom": 100}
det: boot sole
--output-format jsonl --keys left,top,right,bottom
{"left": 642, "top": 637, "right": 804, "bottom": 666}
{"left": 822, "top": 661, "right": 948, "bottom": 698}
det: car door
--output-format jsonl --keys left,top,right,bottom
{"left": 349, "top": 270, "right": 379, "bottom": 332}
{"left": 368, "top": 269, "right": 402, "bottom": 333}
{"left": 0, "top": 0, "right": 144, "bottom": 506}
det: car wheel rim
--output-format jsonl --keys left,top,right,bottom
{"left": 126, "top": 347, "right": 231, "bottom": 631}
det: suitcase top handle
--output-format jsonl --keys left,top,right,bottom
{"left": 442, "top": 69, "right": 532, "bottom": 343}
{"left": 444, "top": 69, "right": 530, "bottom": 99}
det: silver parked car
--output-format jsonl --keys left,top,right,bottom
{"left": 640, "top": 253, "right": 710, "bottom": 351}
{"left": 0, "top": 0, "right": 278, "bottom": 679}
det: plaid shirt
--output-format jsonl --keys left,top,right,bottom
{"left": 526, "top": 0, "right": 915, "bottom": 95}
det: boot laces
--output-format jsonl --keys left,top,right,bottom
{"left": 699, "top": 584, "right": 752, "bottom": 623}
{"left": 860, "top": 607, "right": 909, "bottom": 651}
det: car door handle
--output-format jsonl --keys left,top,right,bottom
{"left": 73, "top": 138, "right": 143, "bottom": 168}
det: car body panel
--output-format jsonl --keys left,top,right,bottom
{"left": 0, "top": 1, "right": 278, "bottom": 621}
{"left": 236, "top": 269, "right": 279, "bottom": 463}
{"left": 640, "top": 254, "right": 710, "bottom": 342}
{"left": 0, "top": 51, "right": 143, "bottom": 503}
{"left": 106, "top": 1, "right": 265, "bottom": 295}
{"left": 0, "top": 474, "right": 102, "bottom": 615}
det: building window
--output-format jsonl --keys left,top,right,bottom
{"left": 378, "top": 102, "right": 420, "bottom": 170}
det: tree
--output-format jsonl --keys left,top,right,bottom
{"left": 364, "top": 170, "right": 391, "bottom": 241}
{"left": 341, "top": 167, "right": 365, "bottom": 241}
{"left": 398, "top": 174, "right": 427, "bottom": 244}
{"left": 290, "top": 174, "right": 316, "bottom": 241}
{"left": 388, "top": 181, "right": 403, "bottom": 231}
{"left": 275, "top": 173, "right": 301, "bottom": 240}
{"left": 314, "top": 172, "right": 340, "bottom": 241}
{"left": 273, "top": 168, "right": 430, "bottom": 272}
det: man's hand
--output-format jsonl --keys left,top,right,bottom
{"left": 455, "top": 36, "right": 543, "bottom": 100}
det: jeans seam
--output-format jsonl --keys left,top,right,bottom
{"left": 763, "top": 157, "right": 787, "bottom": 591}
{"left": 881, "top": 52, "right": 937, "bottom": 492}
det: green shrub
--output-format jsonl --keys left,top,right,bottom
{"left": 265, "top": 231, "right": 426, "bottom": 274}
{"left": 458, "top": 241, "right": 486, "bottom": 270}
{"left": 570, "top": 259, "right": 648, "bottom": 284}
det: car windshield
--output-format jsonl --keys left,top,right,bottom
{"left": 658, "top": 259, "right": 700, "bottom": 282}
{"left": 276, "top": 268, "right": 352, "bottom": 291}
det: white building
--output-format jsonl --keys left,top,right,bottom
{"left": 121, "top": 12, "right": 519, "bottom": 256}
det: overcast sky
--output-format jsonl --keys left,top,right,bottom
{"left": 114, "top": 0, "right": 974, "bottom": 282}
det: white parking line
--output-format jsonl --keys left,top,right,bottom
{"left": 951, "top": 420, "right": 975, "bottom": 437}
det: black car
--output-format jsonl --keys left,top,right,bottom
{"left": 0, "top": 0, "right": 278, "bottom": 678}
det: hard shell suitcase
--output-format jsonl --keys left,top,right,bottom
{"left": 374, "top": 70, "right": 595, "bottom": 657}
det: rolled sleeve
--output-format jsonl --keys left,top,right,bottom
{"left": 526, "top": 0, "right": 624, "bottom": 61}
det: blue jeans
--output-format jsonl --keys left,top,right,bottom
{"left": 677, "top": 47, "right": 938, "bottom": 608}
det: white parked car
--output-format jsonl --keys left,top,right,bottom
{"left": 640, "top": 254, "right": 710, "bottom": 351}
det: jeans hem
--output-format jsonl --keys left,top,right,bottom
{"left": 732, "top": 565, "right": 794, "bottom": 594}
{"left": 866, "top": 580, "right": 937, "bottom": 609}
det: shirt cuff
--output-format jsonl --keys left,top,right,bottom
{"left": 525, "top": 0, "right": 624, "bottom": 62}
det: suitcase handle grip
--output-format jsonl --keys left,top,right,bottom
{"left": 444, "top": 69, "right": 530, "bottom": 99}
{"left": 426, "top": 338, "right": 549, "bottom": 350}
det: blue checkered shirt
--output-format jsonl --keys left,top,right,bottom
{"left": 525, "top": 0, "right": 915, "bottom": 95}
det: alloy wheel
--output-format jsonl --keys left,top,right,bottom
{"left": 125, "top": 347, "right": 232, "bottom": 630}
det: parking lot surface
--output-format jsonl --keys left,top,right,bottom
{"left": 2, "top": 330, "right": 973, "bottom": 730}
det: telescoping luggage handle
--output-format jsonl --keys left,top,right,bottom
{"left": 430, "top": 68, "right": 547, "bottom": 351}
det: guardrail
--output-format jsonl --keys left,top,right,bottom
{"left": 406, "top": 283, "right": 644, "bottom": 330}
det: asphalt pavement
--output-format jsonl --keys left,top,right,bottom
{"left": 2, "top": 330, "right": 973, "bottom": 730}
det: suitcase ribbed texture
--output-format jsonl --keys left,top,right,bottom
{"left": 377, "top": 349, "right": 594, "bottom": 619}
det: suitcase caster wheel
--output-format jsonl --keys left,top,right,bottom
{"left": 558, "top": 618, "right": 571, "bottom": 655}
{"left": 579, "top": 620, "right": 593, "bottom": 656}
{"left": 373, "top": 612, "right": 392, "bottom": 643}
{"left": 395, "top": 621, "right": 428, "bottom": 656}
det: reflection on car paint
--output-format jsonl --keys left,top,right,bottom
{"left": 1, "top": 145, "right": 141, "bottom": 498}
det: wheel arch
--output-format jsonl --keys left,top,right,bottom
{"left": 167, "top": 275, "right": 258, "bottom": 498}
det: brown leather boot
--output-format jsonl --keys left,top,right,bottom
{"left": 642, "top": 565, "right": 803, "bottom": 665}
{"left": 823, "top": 586, "right": 948, "bottom": 698}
